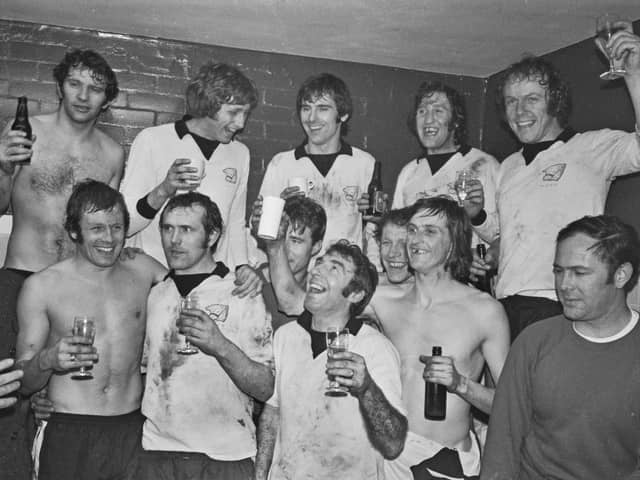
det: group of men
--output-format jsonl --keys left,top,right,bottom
{"left": 0, "top": 22, "right": 637, "bottom": 480}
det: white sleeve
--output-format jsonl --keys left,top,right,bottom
{"left": 590, "top": 129, "right": 640, "bottom": 179}
{"left": 259, "top": 155, "right": 285, "bottom": 198}
{"left": 121, "top": 129, "right": 163, "bottom": 236}
{"left": 392, "top": 162, "right": 411, "bottom": 209}
{"left": 473, "top": 153, "right": 500, "bottom": 243}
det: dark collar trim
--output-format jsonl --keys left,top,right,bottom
{"left": 296, "top": 309, "right": 363, "bottom": 336}
{"left": 294, "top": 142, "right": 353, "bottom": 160}
{"left": 174, "top": 115, "right": 193, "bottom": 139}
{"left": 417, "top": 144, "right": 470, "bottom": 163}
{"left": 163, "top": 261, "right": 230, "bottom": 282}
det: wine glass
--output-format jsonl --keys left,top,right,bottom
{"left": 71, "top": 316, "right": 96, "bottom": 380}
{"left": 595, "top": 14, "right": 632, "bottom": 80}
{"left": 454, "top": 170, "right": 473, "bottom": 206}
{"left": 177, "top": 295, "right": 199, "bottom": 355}
{"left": 325, "top": 327, "right": 350, "bottom": 397}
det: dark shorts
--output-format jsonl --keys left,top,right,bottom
{"left": 39, "top": 410, "right": 144, "bottom": 480}
{"left": 410, "top": 447, "right": 479, "bottom": 479}
{"left": 499, "top": 294, "right": 563, "bottom": 342}
{"left": 0, "top": 268, "right": 34, "bottom": 480}
{"left": 134, "top": 449, "right": 254, "bottom": 480}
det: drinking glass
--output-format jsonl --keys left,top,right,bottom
{"left": 595, "top": 14, "right": 632, "bottom": 80}
{"left": 325, "top": 327, "right": 350, "bottom": 397}
{"left": 177, "top": 295, "right": 199, "bottom": 355}
{"left": 71, "top": 316, "right": 95, "bottom": 380}
{"left": 454, "top": 170, "right": 474, "bottom": 206}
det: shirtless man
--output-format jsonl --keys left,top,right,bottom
{"left": 0, "top": 49, "right": 123, "bottom": 479}
{"left": 384, "top": 197, "right": 509, "bottom": 480}
{"left": 15, "top": 181, "right": 164, "bottom": 480}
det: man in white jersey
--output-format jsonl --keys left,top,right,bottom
{"left": 136, "top": 192, "right": 273, "bottom": 479}
{"left": 378, "top": 197, "right": 509, "bottom": 480}
{"left": 0, "top": 50, "right": 124, "bottom": 479}
{"left": 258, "top": 73, "right": 376, "bottom": 251}
{"left": 392, "top": 81, "right": 499, "bottom": 251}
{"left": 255, "top": 242, "right": 407, "bottom": 480}
{"left": 478, "top": 30, "right": 640, "bottom": 340}
{"left": 121, "top": 62, "right": 261, "bottom": 295}
{"left": 482, "top": 215, "right": 640, "bottom": 480}
{"left": 16, "top": 181, "right": 165, "bottom": 480}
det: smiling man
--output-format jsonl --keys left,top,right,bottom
{"left": 482, "top": 215, "right": 640, "bottom": 480}
{"left": 0, "top": 48, "right": 123, "bottom": 479}
{"left": 486, "top": 28, "right": 640, "bottom": 341}
{"left": 255, "top": 242, "right": 407, "bottom": 480}
{"left": 15, "top": 181, "right": 165, "bottom": 480}
{"left": 121, "top": 62, "right": 261, "bottom": 296}
{"left": 382, "top": 197, "right": 509, "bottom": 480}
{"left": 258, "top": 73, "right": 376, "bottom": 252}
{"left": 393, "top": 81, "right": 500, "bottom": 252}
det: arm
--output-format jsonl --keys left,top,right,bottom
{"left": 266, "top": 239, "right": 305, "bottom": 315}
{"left": 328, "top": 350, "right": 407, "bottom": 459}
{"left": 480, "top": 336, "right": 532, "bottom": 480}
{"left": 0, "top": 358, "right": 23, "bottom": 410}
{"left": 616, "top": 29, "right": 640, "bottom": 126}
{"left": 0, "top": 123, "right": 33, "bottom": 214}
{"left": 107, "top": 143, "right": 125, "bottom": 190}
{"left": 15, "top": 275, "right": 97, "bottom": 395}
{"left": 224, "top": 150, "right": 250, "bottom": 269}
{"left": 255, "top": 404, "right": 279, "bottom": 480}
{"left": 421, "top": 299, "right": 509, "bottom": 414}
{"left": 178, "top": 308, "right": 274, "bottom": 401}
{"left": 467, "top": 155, "right": 500, "bottom": 243}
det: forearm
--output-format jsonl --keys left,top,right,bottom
{"left": 255, "top": 404, "right": 278, "bottom": 480}
{"left": 266, "top": 243, "right": 305, "bottom": 315}
{"left": 358, "top": 380, "right": 407, "bottom": 460}
{"left": 626, "top": 74, "right": 640, "bottom": 127}
{"left": 0, "top": 172, "right": 13, "bottom": 214}
{"left": 215, "top": 340, "right": 274, "bottom": 402}
{"left": 17, "top": 350, "right": 54, "bottom": 395}
{"left": 454, "top": 375, "right": 494, "bottom": 414}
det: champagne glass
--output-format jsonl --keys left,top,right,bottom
{"left": 177, "top": 295, "right": 199, "bottom": 355}
{"left": 595, "top": 14, "right": 632, "bottom": 80}
{"left": 454, "top": 170, "right": 473, "bottom": 206}
{"left": 71, "top": 316, "right": 96, "bottom": 380}
{"left": 325, "top": 327, "right": 350, "bottom": 397}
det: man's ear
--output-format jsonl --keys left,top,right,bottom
{"left": 339, "top": 113, "right": 349, "bottom": 124}
{"left": 101, "top": 98, "right": 116, "bottom": 111}
{"left": 207, "top": 229, "right": 221, "bottom": 249}
{"left": 311, "top": 240, "right": 322, "bottom": 257}
{"left": 347, "top": 289, "right": 365, "bottom": 306}
{"left": 614, "top": 262, "right": 633, "bottom": 289}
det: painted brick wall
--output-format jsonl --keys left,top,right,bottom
{"left": 0, "top": 18, "right": 485, "bottom": 216}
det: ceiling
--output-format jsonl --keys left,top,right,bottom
{"left": 2, "top": 0, "right": 639, "bottom": 77}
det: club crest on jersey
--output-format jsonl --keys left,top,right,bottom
{"left": 223, "top": 168, "right": 237, "bottom": 184}
{"left": 343, "top": 186, "right": 359, "bottom": 202}
{"left": 541, "top": 163, "right": 566, "bottom": 182}
{"left": 204, "top": 304, "right": 229, "bottom": 323}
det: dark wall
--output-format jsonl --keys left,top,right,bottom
{"left": 482, "top": 19, "right": 640, "bottom": 231}
{"left": 0, "top": 19, "right": 485, "bottom": 215}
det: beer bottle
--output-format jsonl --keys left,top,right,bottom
{"left": 12, "top": 96, "right": 32, "bottom": 144}
{"left": 475, "top": 244, "right": 492, "bottom": 294}
{"left": 367, "top": 161, "right": 383, "bottom": 216}
{"left": 424, "top": 346, "right": 446, "bottom": 420}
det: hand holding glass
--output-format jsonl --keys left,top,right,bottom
{"left": 71, "top": 317, "right": 96, "bottom": 380}
{"left": 325, "top": 327, "right": 350, "bottom": 397}
{"left": 177, "top": 295, "right": 199, "bottom": 355}
{"left": 454, "top": 170, "right": 474, "bottom": 206}
{"left": 595, "top": 14, "right": 632, "bottom": 80}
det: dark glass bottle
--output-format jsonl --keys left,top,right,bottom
{"left": 12, "top": 96, "right": 32, "bottom": 145}
{"left": 475, "top": 244, "right": 492, "bottom": 294}
{"left": 424, "top": 346, "right": 446, "bottom": 420}
{"left": 366, "top": 161, "right": 384, "bottom": 216}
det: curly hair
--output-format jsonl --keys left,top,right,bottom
{"left": 53, "top": 49, "right": 119, "bottom": 105}
{"left": 496, "top": 55, "right": 572, "bottom": 128}
{"left": 408, "top": 81, "right": 468, "bottom": 147}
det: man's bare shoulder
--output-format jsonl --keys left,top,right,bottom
{"left": 118, "top": 253, "right": 167, "bottom": 283}
{"left": 454, "top": 284, "right": 508, "bottom": 330}
{"left": 22, "top": 258, "right": 75, "bottom": 292}
{"left": 94, "top": 126, "right": 125, "bottom": 165}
